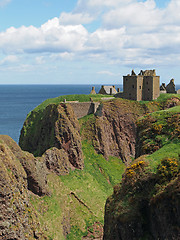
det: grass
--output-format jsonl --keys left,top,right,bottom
{"left": 27, "top": 93, "right": 180, "bottom": 239}
{"left": 146, "top": 141, "right": 180, "bottom": 172}
{"left": 30, "top": 140, "right": 125, "bottom": 239}
{"left": 28, "top": 94, "right": 113, "bottom": 116}
{"left": 157, "top": 93, "right": 180, "bottom": 102}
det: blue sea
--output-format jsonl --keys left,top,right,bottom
{"left": 0, "top": 84, "right": 179, "bottom": 144}
{"left": 0, "top": 84, "right": 122, "bottom": 143}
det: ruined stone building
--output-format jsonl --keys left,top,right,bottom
{"left": 160, "top": 79, "right": 177, "bottom": 94}
{"left": 98, "top": 85, "right": 118, "bottom": 95}
{"left": 90, "top": 86, "right": 96, "bottom": 94}
{"left": 121, "top": 69, "right": 160, "bottom": 101}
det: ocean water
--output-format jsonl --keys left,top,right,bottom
{"left": 0, "top": 84, "right": 179, "bottom": 144}
{"left": 0, "top": 84, "right": 122, "bottom": 143}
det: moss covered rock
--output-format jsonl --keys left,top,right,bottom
{"left": 0, "top": 136, "right": 47, "bottom": 239}
{"left": 19, "top": 103, "right": 84, "bottom": 169}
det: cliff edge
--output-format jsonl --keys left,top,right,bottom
{"left": 0, "top": 135, "right": 48, "bottom": 239}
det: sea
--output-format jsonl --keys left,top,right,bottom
{"left": 0, "top": 84, "right": 179, "bottom": 144}
{"left": 0, "top": 84, "right": 122, "bottom": 143}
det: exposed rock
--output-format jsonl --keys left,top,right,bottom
{"left": 19, "top": 103, "right": 84, "bottom": 169}
{"left": 82, "top": 222, "right": 103, "bottom": 240}
{"left": 165, "top": 97, "right": 180, "bottom": 109}
{"left": 0, "top": 135, "right": 49, "bottom": 196}
{"left": 42, "top": 147, "right": 75, "bottom": 175}
{"left": 82, "top": 99, "right": 145, "bottom": 164}
{"left": 0, "top": 136, "right": 47, "bottom": 239}
{"left": 150, "top": 175, "right": 180, "bottom": 240}
{"left": 103, "top": 158, "right": 180, "bottom": 240}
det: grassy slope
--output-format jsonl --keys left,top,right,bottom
{"left": 30, "top": 137, "right": 125, "bottom": 240}
{"left": 145, "top": 105, "right": 180, "bottom": 171}
{"left": 29, "top": 94, "right": 113, "bottom": 116}
{"left": 29, "top": 93, "right": 180, "bottom": 239}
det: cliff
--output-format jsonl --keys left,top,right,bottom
{"left": 80, "top": 99, "right": 147, "bottom": 164}
{"left": 19, "top": 103, "right": 84, "bottom": 169}
{"left": 0, "top": 135, "right": 48, "bottom": 239}
{"left": 2, "top": 93, "right": 179, "bottom": 239}
{"left": 103, "top": 104, "right": 180, "bottom": 240}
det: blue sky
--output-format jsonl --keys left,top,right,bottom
{"left": 0, "top": 0, "right": 180, "bottom": 85}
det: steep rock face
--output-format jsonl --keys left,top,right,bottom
{"left": 82, "top": 99, "right": 145, "bottom": 164}
{"left": 103, "top": 157, "right": 180, "bottom": 240}
{"left": 42, "top": 147, "right": 75, "bottom": 175}
{"left": 150, "top": 175, "right": 180, "bottom": 240}
{"left": 0, "top": 136, "right": 47, "bottom": 239}
{"left": 1, "top": 135, "right": 49, "bottom": 196}
{"left": 19, "top": 103, "right": 83, "bottom": 169}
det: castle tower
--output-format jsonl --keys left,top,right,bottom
{"left": 142, "top": 70, "right": 160, "bottom": 101}
{"left": 123, "top": 70, "right": 143, "bottom": 101}
{"left": 123, "top": 69, "right": 160, "bottom": 101}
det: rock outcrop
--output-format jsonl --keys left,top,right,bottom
{"left": 19, "top": 103, "right": 84, "bottom": 169}
{"left": 0, "top": 135, "right": 47, "bottom": 239}
{"left": 82, "top": 99, "right": 145, "bottom": 164}
{"left": 42, "top": 147, "right": 75, "bottom": 175}
{"left": 1, "top": 135, "right": 49, "bottom": 196}
{"left": 103, "top": 159, "right": 180, "bottom": 240}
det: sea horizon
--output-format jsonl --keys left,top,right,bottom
{"left": 0, "top": 84, "right": 179, "bottom": 144}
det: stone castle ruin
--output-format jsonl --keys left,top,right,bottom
{"left": 160, "top": 78, "right": 180, "bottom": 94}
{"left": 120, "top": 69, "right": 160, "bottom": 101}
{"left": 90, "top": 69, "right": 179, "bottom": 101}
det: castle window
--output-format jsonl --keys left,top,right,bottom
{"left": 139, "top": 86, "right": 141, "bottom": 89}
{"left": 132, "top": 85, "right": 135, "bottom": 88}
{"left": 148, "top": 88, "right": 150, "bottom": 92}
{"left": 146, "top": 81, "right": 148, "bottom": 85}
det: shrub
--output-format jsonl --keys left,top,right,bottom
{"left": 157, "top": 157, "right": 180, "bottom": 183}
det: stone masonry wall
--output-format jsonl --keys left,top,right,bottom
{"left": 67, "top": 102, "right": 100, "bottom": 119}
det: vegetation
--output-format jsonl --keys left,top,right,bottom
{"left": 28, "top": 94, "right": 113, "bottom": 116}
{"left": 26, "top": 93, "right": 180, "bottom": 239}
{"left": 30, "top": 139, "right": 125, "bottom": 240}
{"left": 136, "top": 105, "right": 180, "bottom": 157}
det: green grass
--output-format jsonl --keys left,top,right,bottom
{"left": 30, "top": 140, "right": 125, "bottom": 239}
{"left": 157, "top": 93, "right": 180, "bottom": 102}
{"left": 29, "top": 94, "right": 113, "bottom": 116}
{"left": 146, "top": 141, "right": 180, "bottom": 172}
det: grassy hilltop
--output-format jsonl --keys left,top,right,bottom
{"left": 1, "top": 93, "right": 179, "bottom": 239}
{"left": 25, "top": 93, "right": 180, "bottom": 239}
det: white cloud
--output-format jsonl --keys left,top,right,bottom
{"left": 0, "top": 55, "right": 18, "bottom": 65}
{"left": 35, "top": 56, "right": 45, "bottom": 65}
{"left": 98, "top": 70, "right": 120, "bottom": 76}
{"left": 0, "top": 18, "right": 89, "bottom": 54}
{"left": 0, "top": 0, "right": 180, "bottom": 71}
{"left": 59, "top": 12, "right": 94, "bottom": 25}
{"left": 0, "top": 0, "right": 11, "bottom": 7}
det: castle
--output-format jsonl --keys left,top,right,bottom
{"left": 121, "top": 69, "right": 160, "bottom": 101}
{"left": 91, "top": 69, "right": 179, "bottom": 101}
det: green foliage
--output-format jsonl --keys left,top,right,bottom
{"left": 157, "top": 93, "right": 180, "bottom": 102}
{"left": 137, "top": 105, "right": 180, "bottom": 156}
{"left": 30, "top": 140, "right": 125, "bottom": 239}
{"left": 157, "top": 157, "right": 180, "bottom": 183}
{"left": 28, "top": 94, "right": 113, "bottom": 116}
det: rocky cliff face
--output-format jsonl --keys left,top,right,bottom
{"left": 103, "top": 104, "right": 180, "bottom": 240}
{"left": 81, "top": 99, "right": 145, "bottom": 164}
{"left": 103, "top": 169, "right": 180, "bottom": 240}
{"left": 19, "top": 103, "right": 84, "bottom": 169}
{"left": 0, "top": 135, "right": 47, "bottom": 239}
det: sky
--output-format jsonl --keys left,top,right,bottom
{"left": 0, "top": 0, "right": 179, "bottom": 85}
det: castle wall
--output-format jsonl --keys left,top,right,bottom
{"left": 142, "top": 76, "right": 153, "bottom": 101}
{"left": 142, "top": 76, "right": 160, "bottom": 101}
{"left": 153, "top": 76, "right": 160, "bottom": 99}
{"left": 67, "top": 102, "right": 100, "bottom": 119}
{"left": 123, "top": 75, "right": 143, "bottom": 101}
